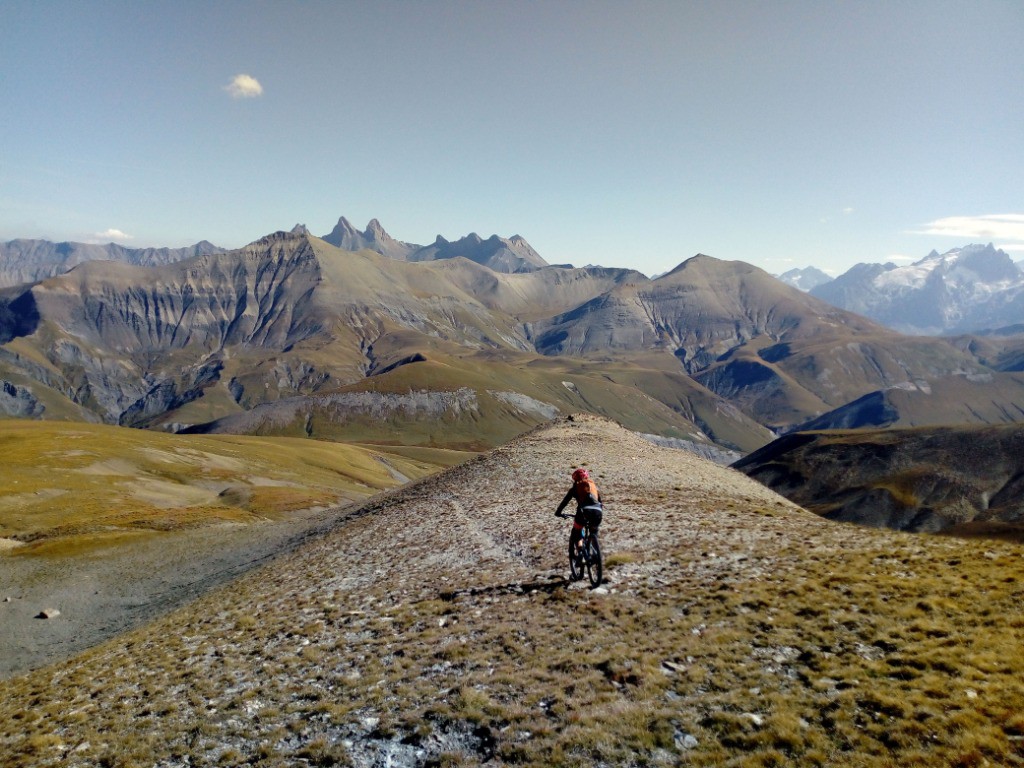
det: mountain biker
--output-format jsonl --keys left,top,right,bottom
{"left": 554, "top": 468, "right": 603, "bottom": 557}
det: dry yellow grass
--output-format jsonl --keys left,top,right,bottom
{"left": 1, "top": 416, "right": 1022, "bottom": 767}
{"left": 0, "top": 419, "right": 467, "bottom": 554}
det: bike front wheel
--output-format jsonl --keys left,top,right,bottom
{"left": 569, "top": 539, "right": 585, "bottom": 581}
{"left": 585, "top": 534, "right": 602, "bottom": 587}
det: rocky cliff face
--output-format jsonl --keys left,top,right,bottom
{"left": 321, "top": 216, "right": 419, "bottom": 261}
{"left": 0, "top": 233, "right": 331, "bottom": 424}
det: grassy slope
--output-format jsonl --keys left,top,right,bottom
{"left": 1, "top": 416, "right": 1021, "bottom": 767}
{"left": 0, "top": 420, "right": 467, "bottom": 556}
{"left": 193, "top": 340, "right": 772, "bottom": 453}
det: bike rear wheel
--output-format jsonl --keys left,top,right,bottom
{"left": 585, "top": 533, "right": 602, "bottom": 587}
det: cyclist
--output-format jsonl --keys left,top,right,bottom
{"left": 554, "top": 467, "right": 603, "bottom": 558}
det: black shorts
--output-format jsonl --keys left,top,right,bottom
{"left": 574, "top": 505, "right": 603, "bottom": 529}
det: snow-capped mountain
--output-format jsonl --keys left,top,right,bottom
{"left": 811, "top": 244, "right": 1024, "bottom": 335}
{"left": 777, "top": 266, "right": 833, "bottom": 292}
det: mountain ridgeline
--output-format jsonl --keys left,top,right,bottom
{"left": 0, "top": 239, "right": 225, "bottom": 289}
{"left": 2, "top": 221, "right": 1024, "bottom": 454}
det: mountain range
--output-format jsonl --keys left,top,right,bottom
{"left": 4, "top": 220, "right": 1024, "bottom": 453}
{"left": 782, "top": 244, "right": 1024, "bottom": 336}
{"left": 0, "top": 216, "right": 548, "bottom": 290}
{"left": 322, "top": 216, "right": 549, "bottom": 273}
{"left": 0, "top": 239, "right": 225, "bottom": 289}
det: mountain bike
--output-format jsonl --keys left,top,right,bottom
{"left": 558, "top": 511, "right": 603, "bottom": 587}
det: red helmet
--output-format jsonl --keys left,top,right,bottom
{"left": 572, "top": 468, "right": 590, "bottom": 482}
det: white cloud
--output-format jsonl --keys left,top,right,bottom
{"left": 912, "top": 213, "right": 1024, "bottom": 242}
{"left": 225, "top": 74, "right": 264, "bottom": 99}
{"left": 885, "top": 254, "right": 916, "bottom": 263}
{"left": 842, "top": 207, "right": 855, "bottom": 215}
{"left": 92, "top": 228, "right": 133, "bottom": 242}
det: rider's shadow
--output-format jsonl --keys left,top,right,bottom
{"left": 439, "top": 574, "right": 608, "bottom": 602}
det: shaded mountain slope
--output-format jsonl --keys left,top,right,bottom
{"left": 793, "top": 372, "right": 1024, "bottom": 431}
{"left": 534, "top": 255, "right": 883, "bottom": 365}
{"left": 733, "top": 423, "right": 1024, "bottom": 534}
{"left": 2, "top": 416, "right": 1023, "bottom": 767}
{"left": 189, "top": 344, "right": 772, "bottom": 452}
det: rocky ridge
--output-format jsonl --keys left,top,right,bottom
{"left": 320, "top": 217, "right": 548, "bottom": 273}
{"left": 2, "top": 415, "right": 1022, "bottom": 766}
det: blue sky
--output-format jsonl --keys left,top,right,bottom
{"left": 2, "top": 1, "right": 1022, "bottom": 276}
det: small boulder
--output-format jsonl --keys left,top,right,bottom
{"left": 36, "top": 608, "right": 60, "bottom": 619}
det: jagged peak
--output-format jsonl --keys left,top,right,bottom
{"left": 328, "top": 216, "right": 359, "bottom": 236}
{"left": 365, "top": 218, "right": 392, "bottom": 241}
{"left": 290, "top": 224, "right": 310, "bottom": 236}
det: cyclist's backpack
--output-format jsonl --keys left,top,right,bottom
{"left": 574, "top": 477, "right": 600, "bottom": 507}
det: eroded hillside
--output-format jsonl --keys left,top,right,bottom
{"left": 2, "top": 416, "right": 1022, "bottom": 767}
{"left": 5, "top": 230, "right": 1023, "bottom": 448}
